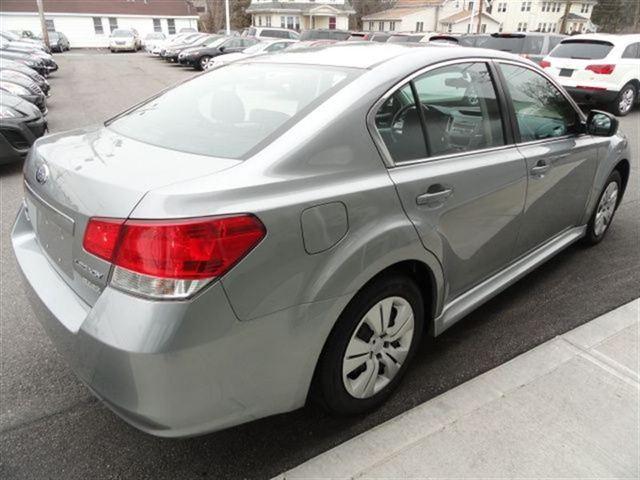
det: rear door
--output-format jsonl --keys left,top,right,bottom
{"left": 496, "top": 61, "right": 599, "bottom": 256}
{"left": 374, "top": 60, "right": 528, "bottom": 301}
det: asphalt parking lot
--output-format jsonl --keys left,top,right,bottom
{"left": 1, "top": 51, "right": 639, "bottom": 480}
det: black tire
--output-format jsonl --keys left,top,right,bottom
{"left": 198, "top": 55, "right": 211, "bottom": 71}
{"left": 316, "top": 273, "right": 424, "bottom": 415}
{"left": 608, "top": 83, "right": 636, "bottom": 117}
{"left": 582, "top": 169, "right": 622, "bottom": 246}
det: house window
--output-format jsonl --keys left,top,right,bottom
{"left": 447, "top": 23, "right": 452, "bottom": 33}
{"left": 521, "top": 2, "right": 531, "bottom": 11}
{"left": 416, "top": 21, "right": 424, "bottom": 32}
{"left": 93, "top": 17, "right": 104, "bottom": 34}
{"left": 541, "top": 2, "right": 547, "bottom": 11}
{"left": 517, "top": 22, "right": 528, "bottom": 31}
{"left": 498, "top": 22, "right": 503, "bottom": 32}
{"left": 378, "top": 21, "right": 384, "bottom": 31}
{"left": 498, "top": 2, "right": 507, "bottom": 12}
{"left": 167, "top": 18, "right": 176, "bottom": 35}
{"left": 389, "top": 21, "right": 396, "bottom": 31}
{"left": 294, "top": 17, "right": 300, "bottom": 30}
{"left": 581, "top": 3, "right": 589, "bottom": 13}
{"left": 108, "top": 17, "right": 118, "bottom": 32}
{"left": 329, "top": 16, "right": 336, "bottom": 29}
{"left": 266, "top": 16, "right": 271, "bottom": 27}
{"left": 468, "top": 1, "right": 474, "bottom": 11}
{"left": 152, "top": 18, "right": 161, "bottom": 32}
{"left": 481, "top": 23, "right": 487, "bottom": 33}
{"left": 258, "top": 16, "right": 262, "bottom": 26}
{"left": 286, "top": 16, "right": 294, "bottom": 29}
{"left": 281, "top": 16, "right": 286, "bottom": 28}
{"left": 45, "top": 19, "right": 55, "bottom": 31}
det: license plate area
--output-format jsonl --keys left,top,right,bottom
{"left": 559, "top": 68, "right": 574, "bottom": 77}
{"left": 25, "top": 185, "right": 75, "bottom": 278}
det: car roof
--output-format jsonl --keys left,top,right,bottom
{"left": 249, "top": 41, "right": 522, "bottom": 70}
{"left": 562, "top": 33, "right": 640, "bottom": 44}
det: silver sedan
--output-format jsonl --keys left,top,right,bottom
{"left": 12, "top": 43, "right": 630, "bottom": 437}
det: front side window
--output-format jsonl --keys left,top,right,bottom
{"left": 499, "top": 63, "right": 579, "bottom": 142}
{"left": 374, "top": 62, "right": 505, "bottom": 163}
{"left": 108, "top": 64, "right": 357, "bottom": 159}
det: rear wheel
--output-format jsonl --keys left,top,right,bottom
{"left": 198, "top": 56, "right": 211, "bottom": 71}
{"left": 583, "top": 170, "right": 622, "bottom": 245}
{"left": 317, "top": 273, "right": 424, "bottom": 415}
{"left": 608, "top": 83, "right": 636, "bottom": 116}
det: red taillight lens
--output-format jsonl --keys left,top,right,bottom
{"left": 586, "top": 64, "right": 615, "bottom": 75}
{"left": 84, "top": 215, "right": 265, "bottom": 280}
{"left": 83, "top": 218, "right": 125, "bottom": 262}
{"left": 539, "top": 60, "right": 551, "bottom": 68}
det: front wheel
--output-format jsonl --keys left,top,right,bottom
{"left": 198, "top": 56, "right": 212, "bottom": 70}
{"left": 316, "top": 273, "right": 424, "bottom": 415}
{"left": 583, "top": 170, "right": 622, "bottom": 246}
{"left": 608, "top": 83, "right": 636, "bottom": 116}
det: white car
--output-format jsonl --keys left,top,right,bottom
{"left": 243, "top": 26, "right": 299, "bottom": 40}
{"left": 109, "top": 29, "right": 141, "bottom": 52}
{"left": 143, "top": 32, "right": 166, "bottom": 52}
{"left": 204, "top": 39, "right": 296, "bottom": 70}
{"left": 541, "top": 34, "right": 640, "bottom": 116}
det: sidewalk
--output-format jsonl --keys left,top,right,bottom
{"left": 277, "top": 299, "right": 639, "bottom": 479}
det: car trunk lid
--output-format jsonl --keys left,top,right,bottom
{"left": 23, "top": 125, "right": 241, "bottom": 306}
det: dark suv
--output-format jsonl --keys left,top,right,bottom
{"left": 475, "top": 32, "right": 565, "bottom": 64}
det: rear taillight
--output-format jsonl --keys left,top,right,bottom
{"left": 586, "top": 64, "right": 615, "bottom": 75}
{"left": 539, "top": 60, "right": 551, "bottom": 68}
{"left": 83, "top": 215, "right": 266, "bottom": 299}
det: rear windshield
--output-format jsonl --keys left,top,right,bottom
{"left": 549, "top": 40, "right": 614, "bottom": 59}
{"left": 387, "top": 35, "right": 421, "bottom": 43}
{"left": 483, "top": 35, "right": 544, "bottom": 54}
{"left": 107, "top": 63, "right": 357, "bottom": 159}
{"left": 299, "top": 30, "right": 350, "bottom": 41}
{"left": 112, "top": 30, "right": 134, "bottom": 38}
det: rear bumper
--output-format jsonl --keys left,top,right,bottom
{"left": 11, "top": 204, "right": 345, "bottom": 437}
{"left": 565, "top": 86, "right": 618, "bottom": 105}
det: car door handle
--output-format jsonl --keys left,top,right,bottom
{"left": 531, "top": 161, "right": 551, "bottom": 176}
{"left": 416, "top": 186, "right": 454, "bottom": 206}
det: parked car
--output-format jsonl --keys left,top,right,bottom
{"left": 0, "top": 58, "right": 50, "bottom": 94}
{"left": 179, "top": 28, "right": 198, "bottom": 34}
{"left": 10, "top": 29, "right": 37, "bottom": 40}
{"left": 243, "top": 26, "right": 299, "bottom": 40}
{"left": 0, "top": 30, "right": 49, "bottom": 52}
{"left": 204, "top": 39, "right": 296, "bottom": 70}
{"left": 420, "top": 34, "right": 460, "bottom": 44}
{"left": 143, "top": 32, "right": 166, "bottom": 50}
{"left": 163, "top": 34, "right": 214, "bottom": 62}
{"left": 109, "top": 29, "right": 141, "bottom": 52}
{"left": 363, "top": 32, "right": 392, "bottom": 43}
{"left": 299, "top": 29, "right": 351, "bottom": 42}
{"left": 216, "top": 29, "right": 241, "bottom": 36}
{"left": 0, "top": 48, "right": 48, "bottom": 77}
{"left": 178, "top": 36, "right": 259, "bottom": 70}
{"left": 47, "top": 31, "right": 70, "bottom": 52}
{"left": 11, "top": 43, "right": 630, "bottom": 437}
{"left": 457, "top": 33, "right": 490, "bottom": 47}
{"left": 478, "top": 32, "right": 565, "bottom": 64}
{"left": 387, "top": 33, "right": 427, "bottom": 43}
{"left": 0, "top": 70, "right": 48, "bottom": 98}
{"left": 0, "top": 36, "right": 58, "bottom": 73}
{"left": 157, "top": 32, "right": 203, "bottom": 57}
{"left": 541, "top": 34, "right": 640, "bottom": 116}
{"left": 0, "top": 92, "right": 46, "bottom": 164}
{"left": 0, "top": 78, "right": 46, "bottom": 114}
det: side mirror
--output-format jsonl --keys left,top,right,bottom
{"left": 586, "top": 110, "right": 618, "bottom": 137}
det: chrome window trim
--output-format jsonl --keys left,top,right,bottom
{"left": 366, "top": 56, "right": 514, "bottom": 169}
{"left": 493, "top": 58, "right": 589, "bottom": 149}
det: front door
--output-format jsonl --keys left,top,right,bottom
{"left": 496, "top": 62, "right": 600, "bottom": 256}
{"left": 375, "top": 61, "right": 528, "bottom": 301}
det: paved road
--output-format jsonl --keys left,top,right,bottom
{"left": 1, "top": 51, "right": 639, "bottom": 480}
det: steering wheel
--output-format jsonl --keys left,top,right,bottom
{"left": 390, "top": 103, "right": 428, "bottom": 142}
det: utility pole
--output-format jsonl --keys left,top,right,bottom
{"left": 560, "top": 0, "right": 573, "bottom": 34}
{"left": 36, "top": 0, "right": 50, "bottom": 49}
{"left": 477, "top": 0, "right": 484, "bottom": 33}
{"left": 224, "top": 0, "right": 231, "bottom": 35}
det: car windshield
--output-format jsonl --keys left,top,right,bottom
{"left": 483, "top": 35, "right": 544, "bottom": 54}
{"left": 107, "top": 63, "right": 358, "bottom": 159}
{"left": 112, "top": 30, "right": 134, "bottom": 38}
{"left": 243, "top": 42, "right": 269, "bottom": 54}
{"left": 48, "top": 32, "right": 59, "bottom": 41}
{"left": 203, "top": 37, "right": 225, "bottom": 47}
{"left": 299, "top": 31, "right": 350, "bottom": 41}
{"left": 549, "top": 40, "right": 614, "bottom": 59}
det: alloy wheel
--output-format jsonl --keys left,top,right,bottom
{"left": 594, "top": 181, "right": 618, "bottom": 237}
{"left": 342, "top": 296, "right": 415, "bottom": 399}
{"left": 618, "top": 87, "right": 635, "bottom": 115}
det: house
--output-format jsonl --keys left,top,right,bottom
{"left": 0, "top": 0, "right": 199, "bottom": 48}
{"left": 362, "top": 0, "right": 500, "bottom": 34}
{"left": 246, "top": 0, "right": 355, "bottom": 31}
{"left": 363, "top": 0, "right": 598, "bottom": 35}
{"left": 490, "top": 0, "right": 597, "bottom": 33}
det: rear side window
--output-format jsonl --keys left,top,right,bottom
{"left": 622, "top": 43, "right": 640, "bottom": 59}
{"left": 374, "top": 62, "right": 504, "bottom": 162}
{"left": 499, "top": 64, "right": 579, "bottom": 142}
{"left": 108, "top": 64, "right": 357, "bottom": 159}
{"left": 550, "top": 40, "right": 614, "bottom": 59}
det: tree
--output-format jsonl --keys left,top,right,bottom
{"left": 350, "top": 0, "right": 397, "bottom": 30}
{"left": 202, "top": 0, "right": 252, "bottom": 33}
{"left": 591, "top": 0, "right": 639, "bottom": 32}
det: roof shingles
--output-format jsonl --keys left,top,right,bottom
{"left": 0, "top": 0, "right": 197, "bottom": 16}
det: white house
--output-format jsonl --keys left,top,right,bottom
{"left": 246, "top": 0, "right": 355, "bottom": 31}
{"left": 0, "top": 0, "right": 200, "bottom": 48}
{"left": 363, "top": 0, "right": 598, "bottom": 35}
